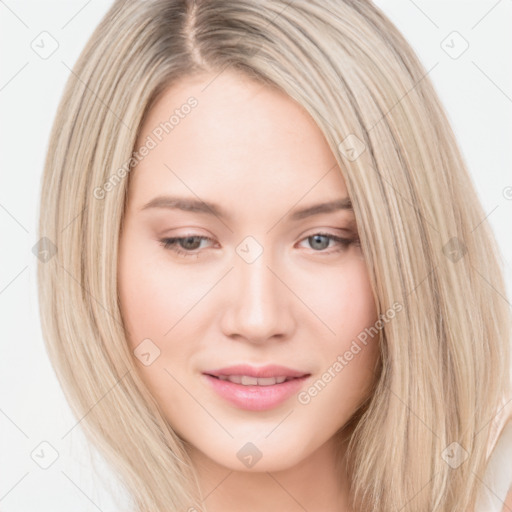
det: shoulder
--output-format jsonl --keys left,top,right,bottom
{"left": 499, "top": 420, "right": 512, "bottom": 512}
{"left": 503, "top": 487, "right": 512, "bottom": 512}
{"left": 477, "top": 417, "right": 512, "bottom": 512}
{"left": 474, "top": 385, "right": 512, "bottom": 512}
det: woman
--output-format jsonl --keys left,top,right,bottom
{"left": 37, "top": 0, "right": 512, "bottom": 510}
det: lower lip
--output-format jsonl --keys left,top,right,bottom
{"left": 203, "top": 374, "right": 310, "bottom": 411}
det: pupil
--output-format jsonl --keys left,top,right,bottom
{"left": 181, "top": 236, "right": 201, "bottom": 250}
{"left": 310, "top": 234, "right": 329, "bottom": 250}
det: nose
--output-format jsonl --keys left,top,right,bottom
{"left": 219, "top": 249, "right": 296, "bottom": 344}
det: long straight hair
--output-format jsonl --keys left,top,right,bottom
{"left": 37, "top": 1, "right": 511, "bottom": 510}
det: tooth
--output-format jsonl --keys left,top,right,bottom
{"left": 257, "top": 377, "right": 278, "bottom": 386}
{"left": 217, "top": 375, "right": 290, "bottom": 385}
{"left": 240, "top": 376, "right": 258, "bottom": 385}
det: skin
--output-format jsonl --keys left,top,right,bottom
{"left": 118, "top": 70, "right": 380, "bottom": 512}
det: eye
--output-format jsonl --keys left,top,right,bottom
{"left": 158, "top": 235, "right": 215, "bottom": 258}
{"left": 159, "top": 232, "right": 358, "bottom": 258}
{"left": 298, "top": 232, "right": 358, "bottom": 254}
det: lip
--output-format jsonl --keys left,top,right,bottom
{"left": 202, "top": 365, "right": 311, "bottom": 411}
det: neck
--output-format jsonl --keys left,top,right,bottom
{"left": 188, "top": 430, "right": 353, "bottom": 512}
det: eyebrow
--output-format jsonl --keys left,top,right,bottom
{"left": 140, "top": 195, "right": 353, "bottom": 221}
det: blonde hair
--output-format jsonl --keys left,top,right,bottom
{"left": 37, "top": 0, "right": 511, "bottom": 510}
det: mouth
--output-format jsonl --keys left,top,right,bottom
{"left": 202, "top": 372, "right": 311, "bottom": 411}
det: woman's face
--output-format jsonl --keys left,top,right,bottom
{"left": 118, "top": 70, "right": 380, "bottom": 472}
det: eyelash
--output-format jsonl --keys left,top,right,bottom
{"left": 158, "top": 232, "right": 359, "bottom": 258}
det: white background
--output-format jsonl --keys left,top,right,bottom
{"left": 1, "top": 1, "right": 511, "bottom": 510}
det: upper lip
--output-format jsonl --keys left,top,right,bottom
{"left": 204, "top": 364, "right": 310, "bottom": 379}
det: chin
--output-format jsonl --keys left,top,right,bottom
{"left": 202, "top": 438, "right": 311, "bottom": 473}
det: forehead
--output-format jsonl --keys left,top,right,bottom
{"left": 128, "top": 70, "right": 349, "bottom": 214}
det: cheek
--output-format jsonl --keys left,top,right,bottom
{"left": 118, "top": 236, "right": 199, "bottom": 348}
{"left": 118, "top": 240, "right": 160, "bottom": 348}
{"left": 302, "top": 257, "right": 379, "bottom": 398}
{"left": 117, "top": 238, "right": 194, "bottom": 411}
{"left": 306, "top": 256, "right": 377, "bottom": 341}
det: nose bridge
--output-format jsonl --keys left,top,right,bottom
{"left": 239, "top": 252, "right": 276, "bottom": 309}
{"left": 221, "top": 241, "right": 293, "bottom": 342}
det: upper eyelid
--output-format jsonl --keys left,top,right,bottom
{"left": 163, "top": 226, "right": 354, "bottom": 240}
{"left": 164, "top": 231, "right": 348, "bottom": 241}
